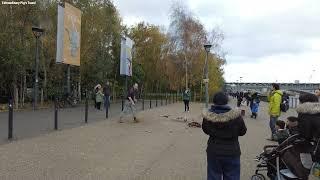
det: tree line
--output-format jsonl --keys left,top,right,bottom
{"left": 0, "top": 0, "right": 226, "bottom": 108}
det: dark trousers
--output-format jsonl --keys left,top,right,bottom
{"left": 104, "top": 96, "right": 110, "bottom": 109}
{"left": 207, "top": 154, "right": 240, "bottom": 180}
{"left": 251, "top": 112, "right": 257, "bottom": 118}
{"left": 183, "top": 100, "right": 189, "bottom": 111}
{"left": 96, "top": 102, "right": 101, "bottom": 110}
{"left": 237, "top": 101, "right": 241, "bottom": 107}
{"left": 270, "top": 116, "right": 278, "bottom": 135}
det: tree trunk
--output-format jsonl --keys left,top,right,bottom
{"left": 23, "top": 72, "right": 26, "bottom": 106}
{"left": 20, "top": 75, "right": 23, "bottom": 107}
{"left": 13, "top": 82, "right": 19, "bottom": 109}
{"left": 78, "top": 75, "right": 81, "bottom": 101}
{"left": 43, "top": 62, "right": 47, "bottom": 101}
{"left": 40, "top": 89, "right": 44, "bottom": 106}
{"left": 200, "top": 81, "right": 203, "bottom": 103}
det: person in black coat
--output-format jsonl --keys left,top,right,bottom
{"left": 280, "top": 93, "right": 319, "bottom": 179}
{"left": 296, "top": 93, "right": 320, "bottom": 141}
{"left": 202, "top": 92, "right": 247, "bottom": 180}
{"left": 236, "top": 92, "right": 243, "bottom": 107}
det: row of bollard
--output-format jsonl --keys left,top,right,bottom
{"left": 6, "top": 92, "right": 179, "bottom": 140}
{"left": 121, "top": 93, "right": 179, "bottom": 111}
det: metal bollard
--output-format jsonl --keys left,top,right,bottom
{"left": 8, "top": 98, "right": 13, "bottom": 140}
{"left": 161, "top": 94, "right": 163, "bottom": 106}
{"left": 142, "top": 94, "right": 145, "bottom": 110}
{"left": 156, "top": 93, "right": 158, "bottom": 107}
{"left": 172, "top": 93, "right": 173, "bottom": 103}
{"left": 166, "top": 93, "right": 167, "bottom": 105}
{"left": 150, "top": 94, "right": 152, "bottom": 109}
{"left": 121, "top": 96, "right": 124, "bottom": 111}
{"left": 105, "top": 97, "right": 109, "bottom": 119}
{"left": 54, "top": 98, "right": 58, "bottom": 130}
{"left": 85, "top": 96, "right": 88, "bottom": 123}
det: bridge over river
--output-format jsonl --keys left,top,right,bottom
{"left": 225, "top": 82, "right": 320, "bottom": 93}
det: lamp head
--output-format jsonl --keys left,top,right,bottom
{"left": 204, "top": 44, "right": 212, "bottom": 52}
{"left": 32, "top": 26, "right": 44, "bottom": 38}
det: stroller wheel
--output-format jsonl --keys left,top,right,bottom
{"left": 251, "top": 174, "right": 265, "bottom": 180}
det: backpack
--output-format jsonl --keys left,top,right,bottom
{"left": 280, "top": 95, "right": 289, "bottom": 112}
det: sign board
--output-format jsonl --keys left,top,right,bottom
{"left": 56, "top": 2, "right": 81, "bottom": 66}
{"left": 120, "top": 37, "right": 134, "bottom": 76}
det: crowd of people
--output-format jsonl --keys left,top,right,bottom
{"left": 91, "top": 81, "right": 320, "bottom": 179}
{"left": 93, "top": 81, "right": 111, "bottom": 110}
{"left": 93, "top": 82, "right": 139, "bottom": 123}
{"left": 202, "top": 84, "right": 320, "bottom": 180}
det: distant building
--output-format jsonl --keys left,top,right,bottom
{"left": 294, "top": 80, "right": 300, "bottom": 84}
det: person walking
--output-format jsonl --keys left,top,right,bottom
{"left": 119, "top": 83, "right": 139, "bottom": 123}
{"left": 236, "top": 92, "right": 243, "bottom": 107}
{"left": 250, "top": 92, "right": 260, "bottom": 119}
{"left": 183, "top": 89, "right": 191, "bottom": 112}
{"left": 244, "top": 91, "right": 251, "bottom": 106}
{"left": 95, "top": 86, "right": 104, "bottom": 110}
{"left": 103, "top": 81, "right": 111, "bottom": 109}
{"left": 267, "top": 83, "right": 283, "bottom": 141}
{"left": 202, "top": 92, "right": 247, "bottom": 180}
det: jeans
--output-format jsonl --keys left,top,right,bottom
{"left": 183, "top": 100, "right": 189, "bottom": 111}
{"left": 120, "top": 100, "right": 137, "bottom": 120}
{"left": 104, "top": 96, "right": 110, "bottom": 109}
{"left": 270, "top": 116, "right": 278, "bottom": 135}
{"left": 207, "top": 154, "right": 240, "bottom": 180}
{"left": 96, "top": 102, "right": 101, "bottom": 110}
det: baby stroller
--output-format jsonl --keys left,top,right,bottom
{"left": 252, "top": 134, "right": 314, "bottom": 180}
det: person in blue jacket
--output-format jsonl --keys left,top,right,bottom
{"left": 250, "top": 92, "right": 260, "bottom": 119}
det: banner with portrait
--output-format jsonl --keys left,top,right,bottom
{"left": 56, "top": 2, "right": 81, "bottom": 66}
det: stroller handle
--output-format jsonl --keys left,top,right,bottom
{"left": 263, "top": 145, "right": 278, "bottom": 152}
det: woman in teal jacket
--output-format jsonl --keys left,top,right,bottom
{"left": 95, "top": 87, "right": 104, "bottom": 110}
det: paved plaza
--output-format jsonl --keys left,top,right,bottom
{"left": 0, "top": 99, "right": 301, "bottom": 179}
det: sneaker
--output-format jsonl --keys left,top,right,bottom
{"left": 133, "top": 117, "right": 139, "bottom": 123}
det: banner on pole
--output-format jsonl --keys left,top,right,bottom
{"left": 56, "top": 2, "right": 81, "bottom": 66}
{"left": 120, "top": 36, "right": 134, "bottom": 76}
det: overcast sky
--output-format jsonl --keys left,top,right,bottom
{"left": 113, "top": 0, "right": 320, "bottom": 83}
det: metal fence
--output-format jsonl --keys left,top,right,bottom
{"left": 1, "top": 92, "right": 181, "bottom": 143}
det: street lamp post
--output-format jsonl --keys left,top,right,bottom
{"left": 204, "top": 44, "right": 212, "bottom": 109}
{"left": 32, "top": 26, "right": 44, "bottom": 110}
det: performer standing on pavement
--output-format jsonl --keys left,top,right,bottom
{"left": 119, "top": 83, "right": 139, "bottom": 123}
